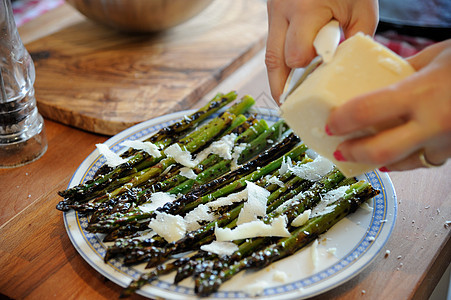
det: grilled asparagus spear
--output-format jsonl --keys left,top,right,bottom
{"left": 57, "top": 91, "right": 238, "bottom": 209}
{"left": 194, "top": 181, "right": 379, "bottom": 296}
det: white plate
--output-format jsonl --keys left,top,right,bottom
{"left": 64, "top": 109, "right": 397, "bottom": 299}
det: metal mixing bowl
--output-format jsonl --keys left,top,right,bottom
{"left": 66, "top": 0, "right": 213, "bottom": 33}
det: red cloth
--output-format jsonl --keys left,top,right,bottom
{"left": 375, "top": 30, "right": 436, "bottom": 58}
{"left": 12, "top": 0, "right": 64, "bottom": 27}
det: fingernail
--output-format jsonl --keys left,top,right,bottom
{"left": 379, "top": 167, "right": 390, "bottom": 172}
{"left": 333, "top": 150, "right": 347, "bottom": 162}
{"left": 325, "top": 124, "right": 333, "bottom": 136}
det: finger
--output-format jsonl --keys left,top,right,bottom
{"left": 381, "top": 150, "right": 425, "bottom": 171}
{"left": 407, "top": 39, "right": 451, "bottom": 70}
{"left": 340, "top": 11, "right": 378, "bottom": 39}
{"left": 327, "top": 84, "right": 410, "bottom": 136}
{"left": 379, "top": 150, "right": 425, "bottom": 172}
{"left": 265, "top": 2, "right": 290, "bottom": 102}
{"left": 284, "top": 15, "right": 327, "bottom": 68}
{"left": 381, "top": 145, "right": 450, "bottom": 172}
{"left": 337, "top": 120, "right": 427, "bottom": 166}
{"left": 338, "top": 0, "right": 378, "bottom": 38}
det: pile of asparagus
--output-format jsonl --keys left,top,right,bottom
{"left": 57, "top": 91, "right": 380, "bottom": 297}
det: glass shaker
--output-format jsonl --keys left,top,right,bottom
{"left": 0, "top": 0, "right": 47, "bottom": 168}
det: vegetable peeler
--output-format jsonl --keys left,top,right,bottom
{"left": 279, "top": 20, "right": 341, "bottom": 104}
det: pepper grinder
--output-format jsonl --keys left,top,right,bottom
{"left": 0, "top": 0, "right": 47, "bottom": 168}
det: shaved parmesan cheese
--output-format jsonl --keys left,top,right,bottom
{"left": 266, "top": 175, "right": 284, "bottom": 187}
{"left": 184, "top": 204, "right": 215, "bottom": 231}
{"left": 289, "top": 155, "right": 334, "bottom": 181}
{"left": 327, "top": 247, "right": 337, "bottom": 256}
{"left": 160, "top": 165, "right": 174, "bottom": 176}
{"left": 310, "top": 239, "right": 319, "bottom": 269}
{"left": 96, "top": 144, "right": 128, "bottom": 167}
{"left": 360, "top": 201, "right": 374, "bottom": 213}
{"left": 139, "top": 192, "right": 177, "bottom": 213}
{"left": 190, "top": 133, "right": 238, "bottom": 165}
{"left": 183, "top": 182, "right": 272, "bottom": 232}
{"left": 121, "top": 140, "right": 161, "bottom": 158}
{"left": 274, "top": 197, "right": 297, "bottom": 214}
{"left": 164, "top": 144, "right": 196, "bottom": 168}
{"left": 133, "top": 230, "right": 156, "bottom": 240}
{"left": 305, "top": 148, "right": 319, "bottom": 159}
{"left": 275, "top": 190, "right": 314, "bottom": 214}
{"left": 200, "top": 241, "right": 239, "bottom": 256}
{"left": 273, "top": 270, "right": 288, "bottom": 283}
{"left": 164, "top": 134, "right": 243, "bottom": 169}
{"left": 323, "top": 185, "right": 350, "bottom": 202}
{"left": 243, "top": 281, "right": 267, "bottom": 297}
{"left": 215, "top": 216, "right": 290, "bottom": 242}
{"left": 311, "top": 186, "right": 349, "bottom": 218}
{"left": 206, "top": 189, "right": 248, "bottom": 210}
{"left": 279, "top": 156, "right": 293, "bottom": 175}
{"left": 148, "top": 212, "right": 186, "bottom": 242}
{"left": 179, "top": 167, "right": 197, "bottom": 179}
{"left": 291, "top": 209, "right": 311, "bottom": 227}
{"left": 231, "top": 143, "right": 247, "bottom": 170}
{"left": 236, "top": 182, "right": 270, "bottom": 225}
{"left": 206, "top": 133, "right": 236, "bottom": 160}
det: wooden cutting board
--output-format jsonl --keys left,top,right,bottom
{"left": 27, "top": 0, "right": 267, "bottom": 135}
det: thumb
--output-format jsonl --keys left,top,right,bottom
{"left": 407, "top": 39, "right": 451, "bottom": 70}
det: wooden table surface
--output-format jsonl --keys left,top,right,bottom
{"left": 1, "top": 3, "right": 450, "bottom": 300}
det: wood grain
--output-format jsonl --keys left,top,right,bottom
{"left": 0, "top": 181, "right": 145, "bottom": 300}
{"left": 0, "top": 6, "right": 449, "bottom": 299}
{"left": 26, "top": 0, "right": 268, "bottom": 135}
{"left": 0, "top": 119, "right": 106, "bottom": 227}
{"left": 308, "top": 168, "right": 451, "bottom": 300}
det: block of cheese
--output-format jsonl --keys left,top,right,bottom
{"left": 280, "top": 33, "right": 415, "bottom": 177}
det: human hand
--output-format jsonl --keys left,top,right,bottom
{"left": 265, "top": 0, "right": 379, "bottom": 102}
{"left": 325, "top": 39, "right": 451, "bottom": 172}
